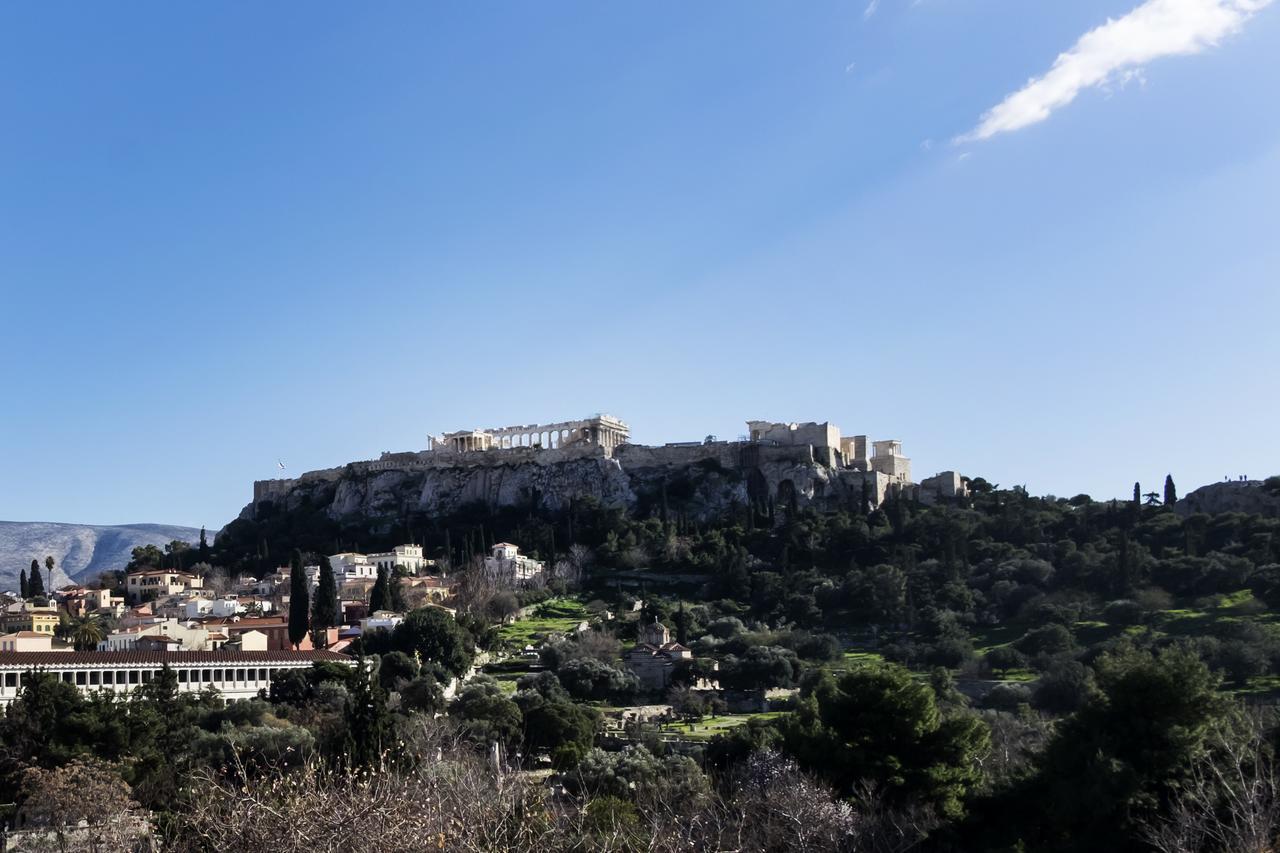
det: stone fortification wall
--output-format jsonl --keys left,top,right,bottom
{"left": 242, "top": 431, "right": 953, "bottom": 529}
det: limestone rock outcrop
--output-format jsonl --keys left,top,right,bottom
{"left": 1176, "top": 480, "right": 1280, "bottom": 518}
{"left": 236, "top": 441, "right": 875, "bottom": 528}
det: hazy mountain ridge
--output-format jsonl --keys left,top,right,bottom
{"left": 0, "top": 521, "right": 205, "bottom": 589}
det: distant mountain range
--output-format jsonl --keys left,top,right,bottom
{"left": 0, "top": 521, "right": 205, "bottom": 590}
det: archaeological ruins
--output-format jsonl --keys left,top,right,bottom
{"left": 250, "top": 415, "right": 966, "bottom": 516}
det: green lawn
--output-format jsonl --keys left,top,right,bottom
{"left": 662, "top": 712, "right": 785, "bottom": 740}
{"left": 496, "top": 598, "right": 591, "bottom": 648}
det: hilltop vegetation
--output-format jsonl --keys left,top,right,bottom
{"left": 10, "top": 474, "right": 1280, "bottom": 850}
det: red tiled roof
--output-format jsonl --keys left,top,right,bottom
{"left": 0, "top": 650, "right": 350, "bottom": 667}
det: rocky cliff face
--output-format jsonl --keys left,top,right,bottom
{"left": 1176, "top": 480, "right": 1280, "bottom": 518}
{"left": 237, "top": 442, "right": 865, "bottom": 527}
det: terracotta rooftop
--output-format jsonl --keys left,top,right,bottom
{"left": 0, "top": 650, "right": 349, "bottom": 667}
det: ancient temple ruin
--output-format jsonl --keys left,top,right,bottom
{"left": 427, "top": 414, "right": 630, "bottom": 455}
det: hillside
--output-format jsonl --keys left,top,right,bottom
{"left": 0, "top": 520, "right": 205, "bottom": 589}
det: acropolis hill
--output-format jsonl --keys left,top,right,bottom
{"left": 244, "top": 415, "right": 966, "bottom": 524}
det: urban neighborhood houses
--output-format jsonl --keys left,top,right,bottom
{"left": 483, "top": 543, "right": 545, "bottom": 585}
{"left": 0, "top": 540, "right": 462, "bottom": 704}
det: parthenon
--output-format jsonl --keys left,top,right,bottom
{"left": 427, "top": 414, "right": 630, "bottom": 455}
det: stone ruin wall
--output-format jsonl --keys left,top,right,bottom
{"left": 249, "top": 424, "right": 964, "bottom": 520}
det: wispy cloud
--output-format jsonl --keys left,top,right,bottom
{"left": 957, "top": 0, "right": 1272, "bottom": 143}
{"left": 864, "top": 0, "right": 880, "bottom": 21}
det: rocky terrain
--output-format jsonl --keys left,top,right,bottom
{"left": 1176, "top": 479, "right": 1280, "bottom": 518}
{"left": 235, "top": 442, "right": 857, "bottom": 530}
{"left": 0, "top": 521, "right": 204, "bottom": 589}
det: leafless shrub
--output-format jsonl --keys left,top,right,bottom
{"left": 1141, "top": 710, "right": 1280, "bottom": 853}
{"left": 16, "top": 759, "right": 152, "bottom": 851}
{"left": 168, "top": 720, "right": 931, "bottom": 853}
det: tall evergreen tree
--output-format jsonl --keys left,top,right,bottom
{"left": 673, "top": 601, "right": 691, "bottom": 645}
{"left": 311, "top": 556, "right": 339, "bottom": 647}
{"left": 287, "top": 550, "right": 310, "bottom": 649}
{"left": 344, "top": 657, "right": 392, "bottom": 768}
{"left": 1164, "top": 474, "right": 1177, "bottom": 506}
{"left": 370, "top": 564, "right": 391, "bottom": 613}
{"left": 28, "top": 559, "right": 45, "bottom": 598}
{"left": 1131, "top": 482, "right": 1141, "bottom": 526}
{"left": 390, "top": 572, "right": 406, "bottom": 613}
{"left": 19, "top": 568, "right": 27, "bottom": 599}
{"left": 198, "top": 526, "right": 210, "bottom": 563}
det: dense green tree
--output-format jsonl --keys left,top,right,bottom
{"left": 19, "top": 568, "right": 27, "bottom": 599}
{"left": 370, "top": 564, "right": 391, "bottom": 613}
{"left": 673, "top": 601, "right": 691, "bottom": 645}
{"left": 287, "top": 550, "right": 309, "bottom": 649}
{"left": 28, "top": 559, "right": 45, "bottom": 598}
{"left": 514, "top": 675, "right": 599, "bottom": 758}
{"left": 557, "top": 658, "right": 638, "bottom": 701}
{"left": 400, "top": 674, "right": 445, "bottom": 714}
{"left": 391, "top": 607, "right": 473, "bottom": 677}
{"left": 977, "top": 646, "right": 1229, "bottom": 852}
{"left": 779, "top": 664, "right": 989, "bottom": 818}
{"left": 343, "top": 658, "right": 392, "bottom": 768}
{"left": 311, "top": 555, "right": 339, "bottom": 645}
{"left": 449, "top": 677, "right": 523, "bottom": 752}
{"left": 1163, "top": 474, "right": 1177, "bottom": 506}
{"left": 984, "top": 645, "right": 1027, "bottom": 676}
{"left": 377, "top": 650, "right": 419, "bottom": 691}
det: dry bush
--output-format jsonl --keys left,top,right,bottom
{"left": 168, "top": 721, "right": 930, "bottom": 853}
{"left": 1141, "top": 710, "right": 1280, "bottom": 853}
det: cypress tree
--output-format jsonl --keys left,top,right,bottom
{"left": 312, "top": 555, "right": 339, "bottom": 647}
{"left": 390, "top": 572, "right": 406, "bottom": 613}
{"left": 370, "top": 564, "right": 391, "bottom": 613}
{"left": 1164, "top": 475, "right": 1178, "bottom": 506}
{"left": 28, "top": 559, "right": 45, "bottom": 598}
{"left": 288, "top": 550, "right": 310, "bottom": 649}
{"left": 198, "top": 526, "right": 210, "bottom": 563}
{"left": 19, "top": 568, "right": 28, "bottom": 599}
{"left": 344, "top": 657, "right": 391, "bottom": 768}
{"left": 674, "top": 601, "right": 691, "bottom": 645}
{"left": 1131, "top": 482, "right": 1142, "bottom": 526}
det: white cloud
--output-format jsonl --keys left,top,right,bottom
{"left": 957, "top": 0, "right": 1272, "bottom": 143}
{"left": 864, "top": 0, "right": 880, "bottom": 21}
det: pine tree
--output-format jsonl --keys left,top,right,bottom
{"left": 311, "top": 556, "right": 339, "bottom": 647}
{"left": 28, "top": 559, "right": 45, "bottom": 599}
{"left": 288, "top": 550, "right": 310, "bottom": 649}
{"left": 19, "top": 569, "right": 27, "bottom": 599}
{"left": 1164, "top": 475, "right": 1177, "bottom": 506}
{"left": 370, "top": 564, "right": 391, "bottom": 613}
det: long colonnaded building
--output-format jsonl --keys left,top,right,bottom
{"left": 0, "top": 649, "right": 351, "bottom": 705}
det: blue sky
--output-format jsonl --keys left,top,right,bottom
{"left": 1, "top": 1, "right": 1277, "bottom": 530}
